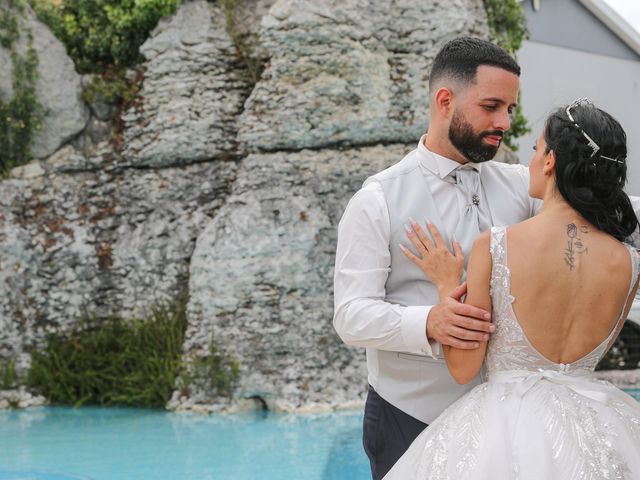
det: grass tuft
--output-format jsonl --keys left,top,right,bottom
{"left": 28, "top": 295, "right": 189, "bottom": 408}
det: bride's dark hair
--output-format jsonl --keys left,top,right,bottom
{"left": 544, "top": 100, "right": 638, "bottom": 241}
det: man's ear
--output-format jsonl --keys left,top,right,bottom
{"left": 433, "top": 87, "right": 455, "bottom": 119}
{"left": 543, "top": 150, "right": 556, "bottom": 176}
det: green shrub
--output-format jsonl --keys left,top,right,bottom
{"left": 0, "top": 0, "right": 21, "bottom": 48}
{"left": 28, "top": 295, "right": 190, "bottom": 408}
{"left": 0, "top": 1, "right": 43, "bottom": 176}
{"left": 29, "top": 0, "right": 182, "bottom": 73}
{"left": 483, "top": 0, "right": 531, "bottom": 150}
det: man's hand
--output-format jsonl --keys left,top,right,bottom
{"left": 427, "top": 283, "right": 494, "bottom": 349}
{"left": 400, "top": 219, "right": 464, "bottom": 296}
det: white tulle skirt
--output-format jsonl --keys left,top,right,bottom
{"left": 383, "top": 372, "right": 640, "bottom": 480}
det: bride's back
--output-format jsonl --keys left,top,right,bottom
{"left": 505, "top": 215, "right": 634, "bottom": 364}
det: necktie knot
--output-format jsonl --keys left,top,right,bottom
{"left": 454, "top": 167, "right": 481, "bottom": 208}
{"left": 452, "top": 165, "right": 487, "bottom": 261}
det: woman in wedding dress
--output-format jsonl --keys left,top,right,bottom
{"left": 384, "top": 99, "right": 640, "bottom": 479}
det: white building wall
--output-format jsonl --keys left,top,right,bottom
{"left": 515, "top": 40, "right": 640, "bottom": 194}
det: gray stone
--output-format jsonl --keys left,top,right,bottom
{"left": 0, "top": 387, "right": 47, "bottom": 409}
{"left": 181, "top": 144, "right": 413, "bottom": 412}
{"left": 238, "top": 0, "right": 490, "bottom": 152}
{"left": 0, "top": 146, "right": 237, "bottom": 361}
{"left": 121, "top": 0, "right": 251, "bottom": 167}
{"left": 10, "top": 160, "right": 45, "bottom": 180}
{"left": 85, "top": 118, "right": 112, "bottom": 145}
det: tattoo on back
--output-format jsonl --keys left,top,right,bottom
{"left": 565, "top": 223, "right": 589, "bottom": 270}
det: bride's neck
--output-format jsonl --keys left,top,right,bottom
{"left": 539, "top": 192, "right": 588, "bottom": 225}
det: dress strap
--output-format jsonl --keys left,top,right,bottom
{"left": 620, "top": 244, "right": 640, "bottom": 320}
{"left": 489, "top": 226, "right": 511, "bottom": 314}
{"left": 603, "top": 244, "right": 640, "bottom": 346}
{"left": 489, "top": 226, "right": 508, "bottom": 270}
{"left": 625, "top": 244, "right": 640, "bottom": 297}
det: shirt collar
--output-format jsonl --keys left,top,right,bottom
{"left": 415, "top": 134, "right": 483, "bottom": 179}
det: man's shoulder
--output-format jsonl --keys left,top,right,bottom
{"left": 482, "top": 160, "right": 528, "bottom": 181}
{"left": 364, "top": 149, "right": 421, "bottom": 186}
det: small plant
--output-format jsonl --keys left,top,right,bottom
{"left": 82, "top": 69, "right": 140, "bottom": 106}
{"left": 0, "top": 1, "right": 43, "bottom": 176}
{"left": 29, "top": 0, "right": 183, "bottom": 73}
{"left": 218, "top": 0, "right": 264, "bottom": 86}
{"left": 483, "top": 0, "right": 528, "bottom": 55}
{"left": 483, "top": 0, "right": 531, "bottom": 150}
{"left": 180, "top": 335, "right": 240, "bottom": 398}
{"left": 81, "top": 66, "right": 142, "bottom": 149}
{"left": 1, "top": 359, "right": 17, "bottom": 389}
{"left": 0, "top": 0, "right": 21, "bottom": 48}
{"left": 28, "top": 294, "right": 190, "bottom": 408}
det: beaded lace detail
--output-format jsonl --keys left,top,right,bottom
{"left": 485, "top": 226, "right": 639, "bottom": 377}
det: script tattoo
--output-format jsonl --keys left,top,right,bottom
{"left": 564, "top": 223, "right": 589, "bottom": 270}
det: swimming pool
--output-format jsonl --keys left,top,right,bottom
{"left": 0, "top": 407, "right": 370, "bottom": 480}
{"left": 2, "top": 389, "right": 639, "bottom": 480}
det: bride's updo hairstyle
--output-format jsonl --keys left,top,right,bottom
{"left": 543, "top": 99, "right": 638, "bottom": 241}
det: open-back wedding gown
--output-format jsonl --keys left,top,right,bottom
{"left": 384, "top": 226, "right": 640, "bottom": 480}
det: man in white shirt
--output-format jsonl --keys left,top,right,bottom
{"left": 333, "top": 37, "right": 539, "bottom": 479}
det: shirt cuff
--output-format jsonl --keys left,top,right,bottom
{"left": 400, "top": 305, "right": 437, "bottom": 358}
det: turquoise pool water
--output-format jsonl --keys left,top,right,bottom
{"left": 625, "top": 388, "right": 640, "bottom": 401}
{"left": 2, "top": 390, "right": 639, "bottom": 480}
{"left": 0, "top": 407, "right": 370, "bottom": 480}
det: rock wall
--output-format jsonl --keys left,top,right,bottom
{"left": 0, "top": 0, "right": 512, "bottom": 411}
{"left": 1, "top": 145, "right": 236, "bottom": 365}
{"left": 121, "top": 1, "right": 250, "bottom": 167}
{"left": 239, "top": 0, "right": 488, "bottom": 152}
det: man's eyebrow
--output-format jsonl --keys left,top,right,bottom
{"left": 480, "top": 97, "right": 518, "bottom": 107}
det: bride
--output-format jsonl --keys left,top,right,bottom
{"left": 385, "top": 99, "right": 640, "bottom": 479}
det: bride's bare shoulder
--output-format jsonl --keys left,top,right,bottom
{"left": 506, "top": 217, "right": 630, "bottom": 266}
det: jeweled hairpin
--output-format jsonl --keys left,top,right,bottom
{"left": 565, "top": 98, "right": 624, "bottom": 165}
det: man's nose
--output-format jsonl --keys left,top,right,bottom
{"left": 494, "top": 109, "right": 511, "bottom": 132}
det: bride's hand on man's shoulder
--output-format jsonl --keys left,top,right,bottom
{"left": 400, "top": 219, "right": 464, "bottom": 296}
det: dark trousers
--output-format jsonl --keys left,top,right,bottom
{"left": 363, "top": 385, "right": 428, "bottom": 480}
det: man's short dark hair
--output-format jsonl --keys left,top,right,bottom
{"left": 429, "top": 37, "right": 520, "bottom": 94}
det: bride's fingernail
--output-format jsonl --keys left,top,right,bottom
{"left": 398, "top": 243, "right": 407, "bottom": 251}
{"left": 424, "top": 217, "right": 431, "bottom": 226}
{"left": 485, "top": 314, "right": 491, "bottom": 321}
{"left": 408, "top": 216, "right": 418, "bottom": 226}
{"left": 404, "top": 223, "right": 412, "bottom": 234}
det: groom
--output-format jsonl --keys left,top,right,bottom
{"left": 333, "top": 37, "right": 540, "bottom": 479}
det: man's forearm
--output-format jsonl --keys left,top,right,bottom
{"left": 334, "top": 298, "right": 434, "bottom": 355}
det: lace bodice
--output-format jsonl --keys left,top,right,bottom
{"left": 485, "top": 226, "right": 640, "bottom": 377}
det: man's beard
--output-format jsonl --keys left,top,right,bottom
{"left": 448, "top": 109, "right": 503, "bottom": 163}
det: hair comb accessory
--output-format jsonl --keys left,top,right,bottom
{"left": 599, "top": 154, "right": 624, "bottom": 164}
{"left": 565, "top": 98, "right": 599, "bottom": 157}
{"left": 566, "top": 98, "right": 625, "bottom": 165}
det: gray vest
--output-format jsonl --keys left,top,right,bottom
{"left": 363, "top": 152, "right": 480, "bottom": 423}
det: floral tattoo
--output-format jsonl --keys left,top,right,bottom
{"left": 564, "top": 223, "right": 589, "bottom": 270}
